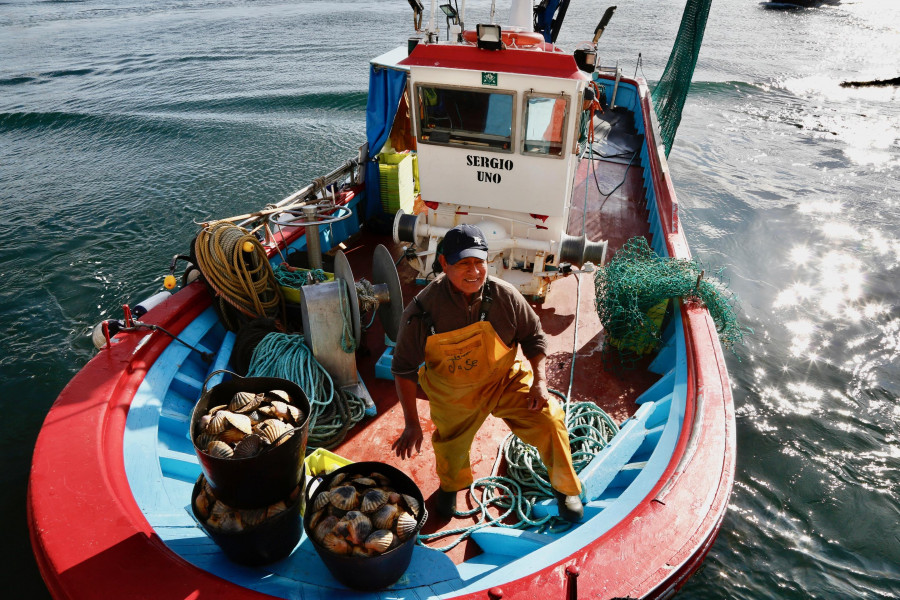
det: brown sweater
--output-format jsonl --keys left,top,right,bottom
{"left": 391, "top": 275, "right": 548, "bottom": 383}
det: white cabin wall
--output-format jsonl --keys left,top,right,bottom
{"left": 410, "top": 65, "right": 583, "bottom": 219}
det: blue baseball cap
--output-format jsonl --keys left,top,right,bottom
{"left": 442, "top": 224, "right": 489, "bottom": 265}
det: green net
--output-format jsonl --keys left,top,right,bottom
{"left": 594, "top": 236, "right": 747, "bottom": 366}
{"left": 650, "top": 0, "right": 713, "bottom": 156}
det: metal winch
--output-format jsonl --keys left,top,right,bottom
{"left": 393, "top": 209, "right": 607, "bottom": 299}
{"left": 294, "top": 245, "right": 404, "bottom": 408}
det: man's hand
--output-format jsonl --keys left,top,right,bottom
{"left": 393, "top": 376, "right": 423, "bottom": 458}
{"left": 526, "top": 352, "right": 550, "bottom": 411}
{"left": 527, "top": 377, "right": 550, "bottom": 411}
{"left": 391, "top": 422, "right": 423, "bottom": 459}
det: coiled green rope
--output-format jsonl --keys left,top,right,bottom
{"left": 246, "top": 332, "right": 367, "bottom": 449}
{"left": 272, "top": 264, "right": 329, "bottom": 288}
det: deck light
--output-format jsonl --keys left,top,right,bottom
{"left": 476, "top": 23, "right": 503, "bottom": 50}
{"left": 439, "top": 3, "right": 458, "bottom": 19}
{"left": 439, "top": 3, "right": 460, "bottom": 41}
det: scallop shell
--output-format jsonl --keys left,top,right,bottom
{"left": 206, "top": 440, "right": 233, "bottom": 458}
{"left": 314, "top": 515, "right": 339, "bottom": 543}
{"left": 401, "top": 494, "right": 421, "bottom": 516}
{"left": 199, "top": 414, "right": 212, "bottom": 430}
{"left": 267, "top": 389, "right": 291, "bottom": 403}
{"left": 223, "top": 411, "right": 252, "bottom": 435}
{"left": 194, "top": 431, "right": 215, "bottom": 450}
{"left": 371, "top": 503, "right": 399, "bottom": 530}
{"left": 365, "top": 529, "right": 394, "bottom": 553}
{"left": 312, "top": 490, "right": 333, "bottom": 513}
{"left": 360, "top": 488, "right": 388, "bottom": 513}
{"left": 229, "top": 391, "right": 262, "bottom": 414}
{"left": 287, "top": 404, "right": 302, "bottom": 423}
{"left": 218, "top": 512, "right": 243, "bottom": 533}
{"left": 351, "top": 545, "right": 373, "bottom": 558}
{"left": 353, "top": 476, "right": 378, "bottom": 488}
{"left": 194, "top": 490, "right": 212, "bottom": 520}
{"left": 329, "top": 485, "right": 359, "bottom": 511}
{"left": 233, "top": 433, "right": 262, "bottom": 458}
{"left": 395, "top": 512, "right": 417, "bottom": 540}
{"left": 207, "top": 404, "right": 227, "bottom": 415}
{"left": 208, "top": 501, "right": 242, "bottom": 532}
{"left": 239, "top": 507, "right": 268, "bottom": 528}
{"left": 332, "top": 517, "right": 351, "bottom": 539}
{"left": 309, "top": 508, "right": 325, "bottom": 531}
{"left": 329, "top": 472, "right": 348, "bottom": 488}
{"left": 217, "top": 427, "right": 246, "bottom": 445}
{"left": 322, "top": 532, "right": 352, "bottom": 555}
{"left": 258, "top": 419, "right": 292, "bottom": 445}
{"left": 206, "top": 412, "right": 228, "bottom": 435}
{"left": 369, "top": 472, "right": 391, "bottom": 486}
{"left": 388, "top": 491, "right": 401, "bottom": 505}
{"left": 343, "top": 511, "right": 372, "bottom": 545}
{"left": 269, "top": 400, "right": 291, "bottom": 421}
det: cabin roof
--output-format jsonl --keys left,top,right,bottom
{"left": 400, "top": 43, "right": 589, "bottom": 81}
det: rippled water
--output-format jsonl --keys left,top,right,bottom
{"left": 3, "top": 0, "right": 898, "bottom": 598}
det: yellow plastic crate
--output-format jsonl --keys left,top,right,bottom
{"left": 279, "top": 270, "right": 334, "bottom": 304}
{"left": 378, "top": 152, "right": 415, "bottom": 214}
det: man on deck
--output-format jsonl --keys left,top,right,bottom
{"left": 390, "top": 224, "right": 583, "bottom": 522}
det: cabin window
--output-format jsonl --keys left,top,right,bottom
{"left": 522, "top": 92, "right": 569, "bottom": 157}
{"left": 415, "top": 85, "right": 515, "bottom": 153}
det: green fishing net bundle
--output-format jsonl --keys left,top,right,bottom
{"left": 594, "top": 236, "right": 746, "bottom": 365}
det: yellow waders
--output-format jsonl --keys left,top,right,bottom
{"left": 418, "top": 320, "right": 582, "bottom": 497}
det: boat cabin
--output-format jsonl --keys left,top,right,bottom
{"left": 376, "top": 43, "right": 600, "bottom": 298}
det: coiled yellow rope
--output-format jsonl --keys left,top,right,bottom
{"left": 194, "top": 221, "right": 285, "bottom": 330}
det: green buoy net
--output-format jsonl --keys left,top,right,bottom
{"left": 595, "top": 236, "right": 747, "bottom": 366}
{"left": 650, "top": 0, "right": 713, "bottom": 157}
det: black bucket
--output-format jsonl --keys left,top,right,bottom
{"left": 303, "top": 461, "right": 427, "bottom": 590}
{"left": 190, "top": 370, "right": 311, "bottom": 508}
{"left": 191, "top": 472, "right": 304, "bottom": 566}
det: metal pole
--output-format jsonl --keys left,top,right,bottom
{"left": 303, "top": 205, "right": 322, "bottom": 270}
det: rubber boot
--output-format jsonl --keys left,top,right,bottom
{"left": 553, "top": 489, "right": 584, "bottom": 522}
{"left": 436, "top": 488, "right": 457, "bottom": 518}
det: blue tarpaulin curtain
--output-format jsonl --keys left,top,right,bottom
{"left": 365, "top": 65, "right": 409, "bottom": 220}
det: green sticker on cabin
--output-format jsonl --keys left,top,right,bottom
{"left": 482, "top": 72, "right": 498, "bottom": 86}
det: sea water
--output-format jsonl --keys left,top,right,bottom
{"left": 2, "top": 1, "right": 898, "bottom": 597}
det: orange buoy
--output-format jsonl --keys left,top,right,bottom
{"left": 461, "top": 29, "right": 545, "bottom": 48}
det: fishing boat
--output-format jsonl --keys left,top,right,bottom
{"left": 28, "top": 1, "right": 735, "bottom": 598}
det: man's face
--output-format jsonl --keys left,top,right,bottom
{"left": 440, "top": 256, "right": 487, "bottom": 297}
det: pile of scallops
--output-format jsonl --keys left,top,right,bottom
{"left": 309, "top": 471, "right": 421, "bottom": 558}
{"left": 193, "top": 475, "right": 299, "bottom": 533}
{"left": 194, "top": 389, "right": 304, "bottom": 459}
